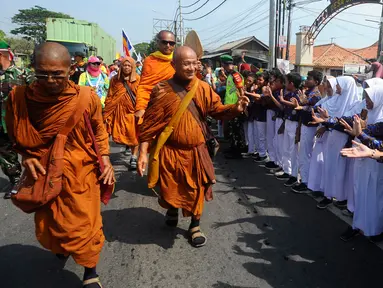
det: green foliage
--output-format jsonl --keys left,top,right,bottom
{"left": 10, "top": 5, "right": 72, "bottom": 44}
{"left": 147, "top": 37, "right": 157, "bottom": 55}
{"left": 0, "top": 30, "right": 5, "bottom": 40}
{"left": 134, "top": 42, "right": 150, "bottom": 57}
{"left": 5, "top": 37, "right": 34, "bottom": 55}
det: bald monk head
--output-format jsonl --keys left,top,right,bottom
{"left": 172, "top": 46, "right": 198, "bottom": 82}
{"left": 156, "top": 30, "right": 176, "bottom": 56}
{"left": 33, "top": 42, "right": 72, "bottom": 95}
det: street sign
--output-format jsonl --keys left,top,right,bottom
{"left": 278, "top": 35, "right": 287, "bottom": 48}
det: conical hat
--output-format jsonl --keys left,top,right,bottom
{"left": 184, "top": 30, "right": 204, "bottom": 59}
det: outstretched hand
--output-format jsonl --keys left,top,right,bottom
{"left": 291, "top": 98, "right": 303, "bottom": 110}
{"left": 340, "top": 140, "right": 373, "bottom": 159}
{"left": 317, "top": 107, "right": 329, "bottom": 119}
{"left": 308, "top": 109, "right": 325, "bottom": 125}
{"left": 237, "top": 96, "right": 250, "bottom": 112}
{"left": 341, "top": 115, "right": 362, "bottom": 137}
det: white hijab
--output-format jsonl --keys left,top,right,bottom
{"left": 365, "top": 86, "right": 383, "bottom": 124}
{"left": 319, "top": 77, "right": 337, "bottom": 110}
{"left": 323, "top": 76, "right": 359, "bottom": 118}
{"left": 365, "top": 78, "right": 383, "bottom": 88}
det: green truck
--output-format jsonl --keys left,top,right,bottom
{"left": 46, "top": 18, "right": 116, "bottom": 64}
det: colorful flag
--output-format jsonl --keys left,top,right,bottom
{"left": 122, "top": 29, "right": 133, "bottom": 57}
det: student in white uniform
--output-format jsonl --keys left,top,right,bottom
{"left": 310, "top": 76, "right": 360, "bottom": 209}
{"left": 291, "top": 70, "right": 323, "bottom": 193}
{"left": 339, "top": 85, "right": 383, "bottom": 241}
{"left": 265, "top": 73, "right": 302, "bottom": 186}
{"left": 304, "top": 76, "right": 336, "bottom": 194}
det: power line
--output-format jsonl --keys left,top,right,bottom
{"left": 299, "top": 7, "right": 379, "bottom": 30}
{"left": 204, "top": 11, "right": 269, "bottom": 48}
{"left": 296, "top": 7, "right": 377, "bottom": 40}
{"left": 200, "top": 0, "right": 266, "bottom": 42}
{"left": 293, "top": 0, "right": 322, "bottom": 7}
{"left": 198, "top": 1, "right": 265, "bottom": 34}
{"left": 299, "top": 6, "right": 382, "bottom": 18}
{"left": 204, "top": 13, "right": 269, "bottom": 48}
{"left": 199, "top": 1, "right": 264, "bottom": 36}
{"left": 183, "top": 0, "right": 210, "bottom": 15}
{"left": 184, "top": 0, "right": 228, "bottom": 21}
{"left": 181, "top": 0, "right": 201, "bottom": 8}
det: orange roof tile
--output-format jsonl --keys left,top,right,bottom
{"left": 313, "top": 44, "right": 367, "bottom": 68}
{"left": 352, "top": 42, "right": 378, "bottom": 60}
{"left": 285, "top": 43, "right": 373, "bottom": 68}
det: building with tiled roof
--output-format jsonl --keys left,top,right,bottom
{"left": 351, "top": 42, "right": 378, "bottom": 60}
{"left": 286, "top": 42, "right": 377, "bottom": 76}
{"left": 202, "top": 36, "right": 269, "bottom": 68}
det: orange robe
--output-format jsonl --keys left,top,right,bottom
{"left": 140, "top": 77, "right": 238, "bottom": 217}
{"left": 135, "top": 53, "right": 175, "bottom": 112}
{"left": 6, "top": 81, "right": 109, "bottom": 268}
{"left": 104, "top": 74, "right": 140, "bottom": 146}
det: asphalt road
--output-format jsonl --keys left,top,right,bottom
{"left": 1, "top": 142, "right": 383, "bottom": 288}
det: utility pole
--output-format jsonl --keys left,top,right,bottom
{"left": 269, "top": 0, "right": 276, "bottom": 68}
{"left": 281, "top": 0, "right": 286, "bottom": 58}
{"left": 275, "top": 0, "right": 279, "bottom": 65}
{"left": 378, "top": 5, "right": 383, "bottom": 61}
{"left": 276, "top": 0, "right": 282, "bottom": 60}
{"left": 179, "top": 0, "right": 184, "bottom": 45}
{"left": 286, "top": 0, "right": 293, "bottom": 60}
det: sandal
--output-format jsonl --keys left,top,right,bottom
{"left": 83, "top": 277, "right": 103, "bottom": 288}
{"left": 189, "top": 226, "right": 207, "bottom": 248}
{"left": 165, "top": 208, "right": 179, "bottom": 227}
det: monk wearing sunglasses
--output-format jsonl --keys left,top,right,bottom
{"left": 134, "top": 30, "right": 176, "bottom": 120}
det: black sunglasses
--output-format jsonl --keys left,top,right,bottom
{"left": 91, "top": 62, "right": 101, "bottom": 66}
{"left": 160, "top": 40, "right": 176, "bottom": 46}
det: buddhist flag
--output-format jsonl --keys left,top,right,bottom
{"left": 122, "top": 29, "right": 133, "bottom": 57}
{"left": 137, "top": 52, "right": 142, "bottom": 63}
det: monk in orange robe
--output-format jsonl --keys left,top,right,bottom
{"left": 6, "top": 42, "right": 114, "bottom": 288}
{"left": 134, "top": 30, "right": 176, "bottom": 119}
{"left": 104, "top": 56, "right": 140, "bottom": 168}
{"left": 137, "top": 46, "right": 249, "bottom": 248}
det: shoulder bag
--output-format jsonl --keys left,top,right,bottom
{"left": 12, "top": 87, "right": 91, "bottom": 213}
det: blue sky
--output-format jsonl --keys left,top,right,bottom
{"left": 0, "top": 0, "right": 381, "bottom": 56}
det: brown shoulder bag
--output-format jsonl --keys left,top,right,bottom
{"left": 12, "top": 87, "right": 91, "bottom": 213}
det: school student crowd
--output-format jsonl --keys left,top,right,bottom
{"left": 210, "top": 65, "right": 383, "bottom": 243}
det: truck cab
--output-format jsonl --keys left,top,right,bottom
{"left": 46, "top": 40, "right": 97, "bottom": 60}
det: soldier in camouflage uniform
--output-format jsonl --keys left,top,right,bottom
{"left": 0, "top": 40, "right": 33, "bottom": 199}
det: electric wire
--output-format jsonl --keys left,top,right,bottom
{"left": 200, "top": 0, "right": 267, "bottom": 42}
{"left": 183, "top": 0, "right": 210, "bottom": 15}
{"left": 181, "top": 0, "right": 202, "bottom": 8}
{"left": 198, "top": 1, "right": 264, "bottom": 34}
{"left": 184, "top": 0, "right": 228, "bottom": 21}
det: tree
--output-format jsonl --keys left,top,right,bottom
{"left": 5, "top": 37, "right": 34, "bottom": 55}
{"left": 147, "top": 37, "right": 157, "bottom": 55}
{"left": 10, "top": 5, "right": 72, "bottom": 44}
{"left": 134, "top": 42, "right": 150, "bottom": 57}
{"left": 0, "top": 30, "right": 5, "bottom": 40}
